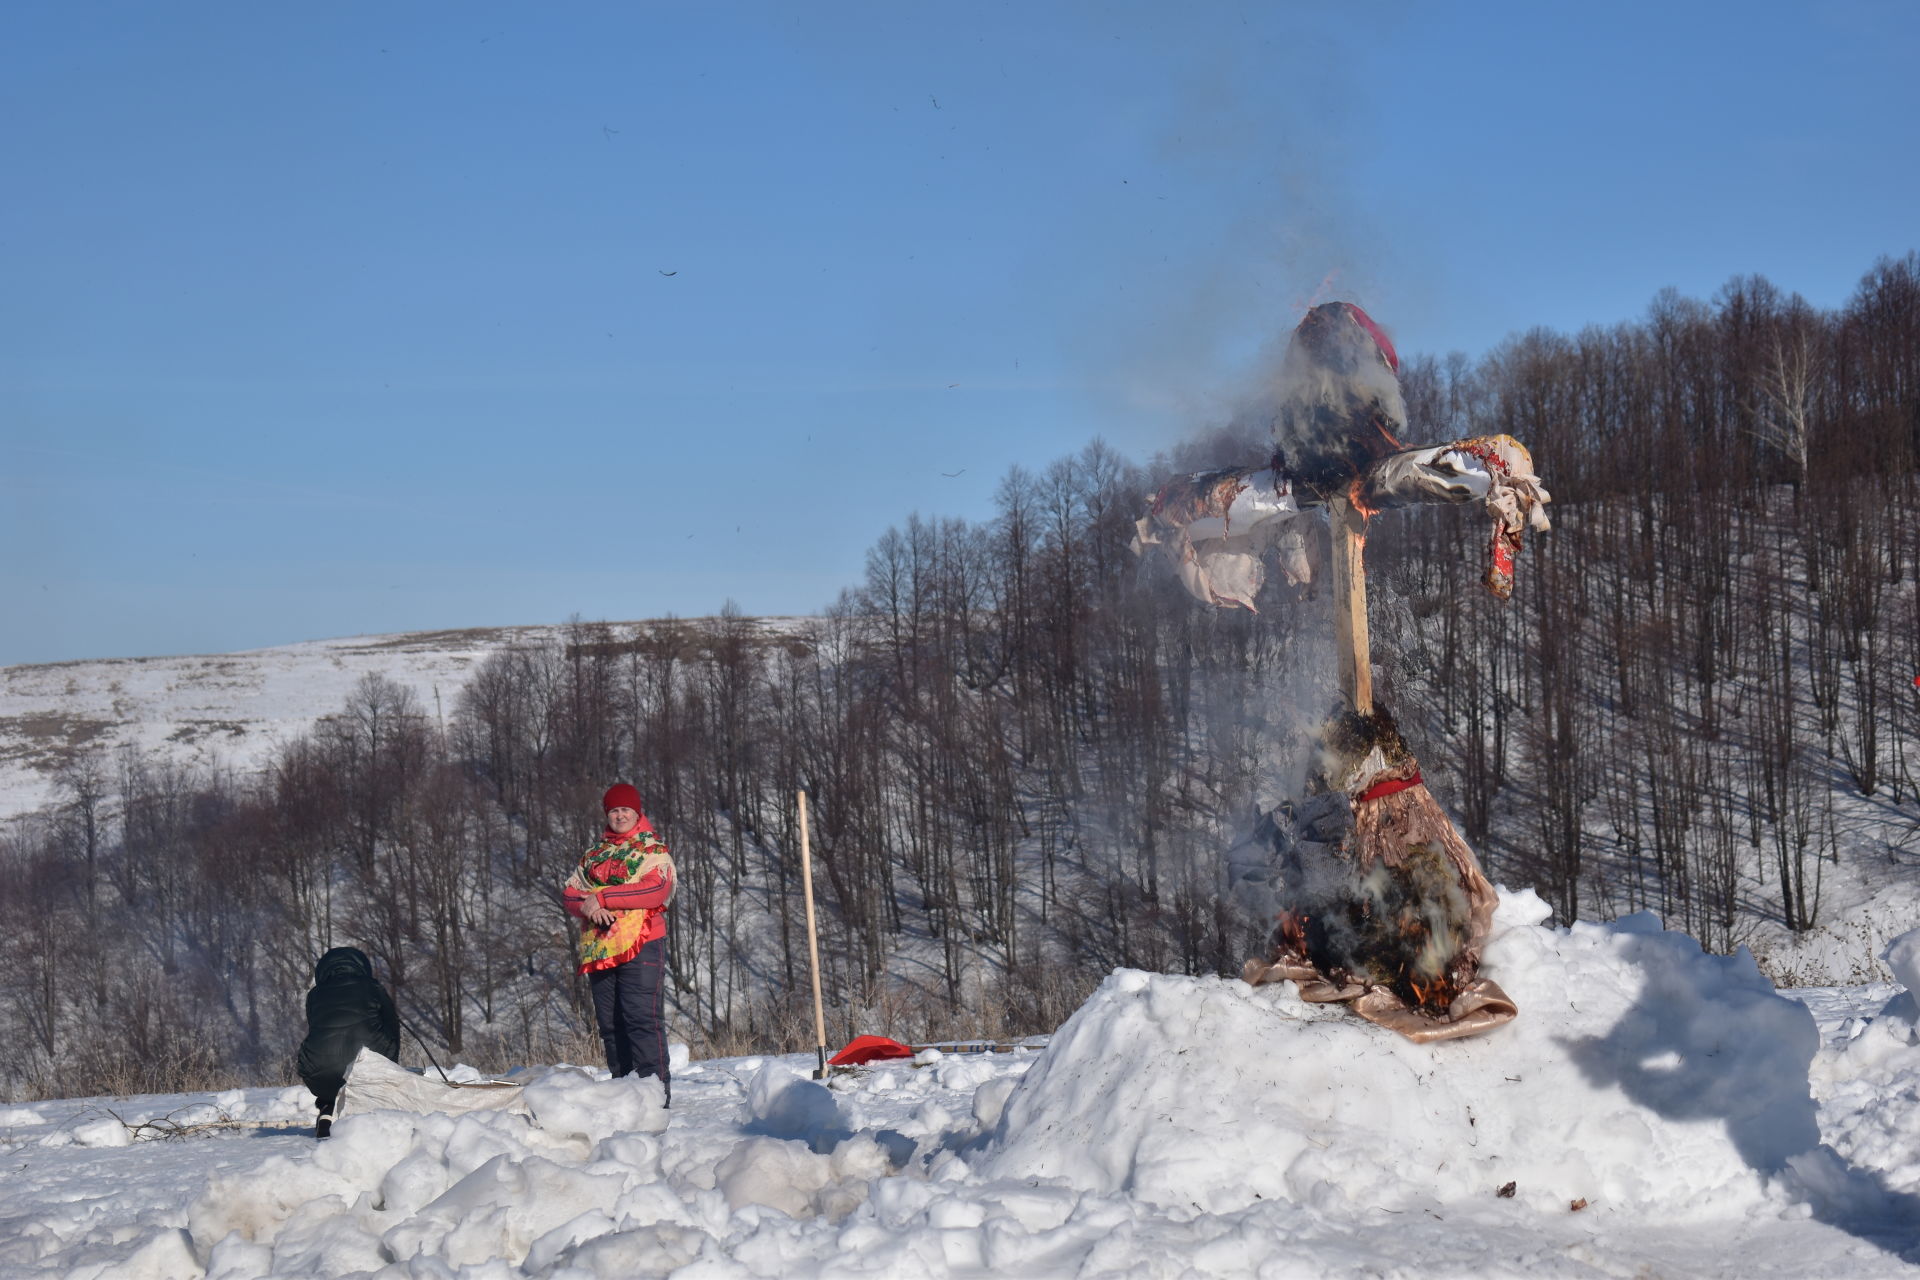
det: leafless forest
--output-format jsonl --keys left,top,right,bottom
{"left": 3, "top": 256, "right": 1916, "bottom": 1101}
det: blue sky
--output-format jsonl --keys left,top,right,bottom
{"left": 3, "top": 1, "right": 1914, "bottom": 664}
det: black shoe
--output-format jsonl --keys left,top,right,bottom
{"left": 316, "top": 1114, "right": 332, "bottom": 1139}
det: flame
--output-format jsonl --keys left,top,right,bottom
{"left": 1345, "top": 477, "right": 1380, "bottom": 521}
{"left": 1402, "top": 963, "right": 1461, "bottom": 1016}
{"left": 1375, "top": 907, "right": 1461, "bottom": 1015}
{"left": 1366, "top": 412, "right": 1405, "bottom": 456}
{"left": 1278, "top": 908, "right": 1311, "bottom": 954}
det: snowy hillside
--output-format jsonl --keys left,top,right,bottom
{"left": 3, "top": 893, "right": 1918, "bottom": 1278}
{"left": 4, "top": 614, "right": 1913, "bottom": 1008}
{"left": 0, "top": 619, "right": 802, "bottom": 824}
{"left": 0, "top": 627, "right": 538, "bottom": 821}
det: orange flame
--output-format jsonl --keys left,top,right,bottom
{"left": 1277, "top": 908, "right": 1311, "bottom": 954}
{"left": 1345, "top": 477, "right": 1381, "bottom": 521}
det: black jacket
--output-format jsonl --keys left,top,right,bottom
{"left": 296, "top": 946, "right": 400, "bottom": 1097}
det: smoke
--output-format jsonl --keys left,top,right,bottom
{"left": 1055, "top": 8, "right": 1416, "bottom": 440}
{"left": 1086, "top": 11, "right": 1450, "bottom": 959}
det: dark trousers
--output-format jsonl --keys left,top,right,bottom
{"left": 588, "top": 936, "right": 670, "bottom": 1104}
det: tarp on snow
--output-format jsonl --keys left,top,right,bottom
{"left": 335, "top": 1046, "right": 531, "bottom": 1121}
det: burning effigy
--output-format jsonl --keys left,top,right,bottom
{"left": 1134, "top": 301, "right": 1548, "bottom": 1042}
{"left": 1131, "top": 304, "right": 1550, "bottom": 610}
{"left": 1240, "top": 708, "right": 1517, "bottom": 1042}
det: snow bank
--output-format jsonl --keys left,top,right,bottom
{"left": 188, "top": 1067, "right": 699, "bottom": 1277}
{"left": 979, "top": 889, "right": 1824, "bottom": 1220}
{"left": 13, "top": 900, "right": 1919, "bottom": 1277}
{"left": 1803, "top": 929, "right": 1920, "bottom": 1201}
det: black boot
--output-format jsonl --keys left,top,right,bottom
{"left": 315, "top": 1113, "right": 332, "bottom": 1139}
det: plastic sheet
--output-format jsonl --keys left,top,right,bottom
{"left": 335, "top": 1047, "right": 531, "bottom": 1121}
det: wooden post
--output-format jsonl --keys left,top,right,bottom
{"left": 1328, "top": 496, "right": 1373, "bottom": 716}
{"left": 797, "top": 790, "right": 829, "bottom": 1079}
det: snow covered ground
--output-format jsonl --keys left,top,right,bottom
{"left": 5, "top": 891, "right": 1918, "bottom": 1278}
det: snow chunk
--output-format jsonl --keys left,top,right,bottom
{"left": 62, "top": 1227, "right": 198, "bottom": 1280}
{"left": 744, "top": 1061, "right": 851, "bottom": 1152}
{"left": 1883, "top": 928, "right": 1920, "bottom": 996}
{"left": 1808, "top": 996, "right": 1920, "bottom": 1198}
{"left": 381, "top": 1152, "right": 626, "bottom": 1267}
{"left": 523, "top": 1069, "right": 668, "bottom": 1140}
{"left": 714, "top": 1136, "right": 832, "bottom": 1215}
{"left": 978, "top": 890, "right": 1822, "bottom": 1219}
{"left": 70, "top": 1117, "right": 133, "bottom": 1148}
{"left": 970, "top": 1076, "right": 1018, "bottom": 1131}
{"left": 712, "top": 1131, "right": 889, "bottom": 1220}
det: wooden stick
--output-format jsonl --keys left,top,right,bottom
{"left": 798, "top": 790, "right": 829, "bottom": 1079}
{"left": 1328, "top": 495, "right": 1373, "bottom": 716}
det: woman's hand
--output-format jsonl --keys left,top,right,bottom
{"left": 585, "top": 894, "right": 617, "bottom": 929}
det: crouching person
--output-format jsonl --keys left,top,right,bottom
{"left": 563, "top": 783, "right": 677, "bottom": 1104}
{"left": 297, "top": 946, "right": 400, "bottom": 1138}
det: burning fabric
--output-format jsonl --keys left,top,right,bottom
{"left": 1129, "top": 465, "right": 1310, "bottom": 610}
{"left": 1352, "top": 434, "right": 1552, "bottom": 600}
{"left": 1132, "top": 300, "right": 1552, "bottom": 611}
{"left": 1135, "top": 435, "right": 1552, "bottom": 610}
{"left": 1242, "top": 709, "right": 1517, "bottom": 1043}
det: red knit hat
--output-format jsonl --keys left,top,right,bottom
{"left": 602, "top": 783, "right": 643, "bottom": 813}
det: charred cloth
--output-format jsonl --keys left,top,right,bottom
{"left": 1244, "top": 708, "right": 1517, "bottom": 1043}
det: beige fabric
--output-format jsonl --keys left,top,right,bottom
{"left": 335, "top": 1046, "right": 531, "bottom": 1120}
{"left": 1130, "top": 467, "right": 1309, "bottom": 611}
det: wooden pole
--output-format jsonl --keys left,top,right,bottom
{"left": 1328, "top": 495, "right": 1373, "bottom": 716}
{"left": 797, "top": 790, "right": 829, "bottom": 1079}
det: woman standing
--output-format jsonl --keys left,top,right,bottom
{"left": 563, "top": 783, "right": 677, "bottom": 1102}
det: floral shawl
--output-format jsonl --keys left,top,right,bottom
{"left": 566, "top": 829, "right": 675, "bottom": 972}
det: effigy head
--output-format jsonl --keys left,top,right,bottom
{"left": 1273, "top": 302, "right": 1409, "bottom": 496}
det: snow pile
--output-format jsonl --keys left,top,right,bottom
{"left": 188, "top": 1072, "right": 704, "bottom": 1277}
{"left": 7, "top": 897, "right": 1920, "bottom": 1277}
{"left": 1802, "top": 929, "right": 1920, "bottom": 1201}
{"left": 981, "top": 890, "right": 1822, "bottom": 1219}
{"left": 521, "top": 1070, "right": 667, "bottom": 1140}
{"left": 1884, "top": 930, "right": 1920, "bottom": 1010}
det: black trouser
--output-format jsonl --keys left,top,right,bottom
{"left": 588, "top": 936, "right": 670, "bottom": 1103}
